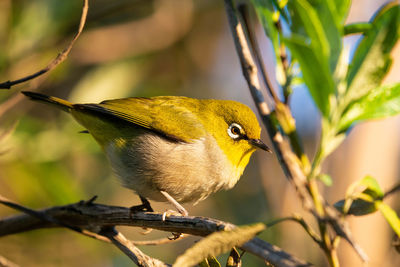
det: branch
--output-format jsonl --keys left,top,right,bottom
{"left": 0, "top": 0, "right": 89, "bottom": 89}
{"left": 223, "top": 0, "right": 313, "bottom": 211}
{"left": 99, "top": 227, "right": 169, "bottom": 267}
{"left": 0, "top": 195, "right": 167, "bottom": 267}
{"left": 0, "top": 255, "right": 19, "bottom": 267}
{"left": 0, "top": 200, "right": 312, "bottom": 267}
{"left": 384, "top": 183, "right": 400, "bottom": 199}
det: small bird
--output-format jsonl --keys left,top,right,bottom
{"left": 22, "top": 91, "right": 270, "bottom": 216}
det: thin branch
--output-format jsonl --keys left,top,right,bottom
{"left": 0, "top": 200, "right": 312, "bottom": 267}
{"left": 0, "top": 255, "right": 19, "bottom": 267}
{"left": 266, "top": 215, "right": 322, "bottom": 246}
{"left": 100, "top": 227, "right": 169, "bottom": 267}
{"left": 236, "top": 4, "right": 280, "bottom": 103}
{"left": 0, "top": 0, "right": 89, "bottom": 89}
{"left": 384, "top": 183, "right": 400, "bottom": 199}
{"left": 223, "top": 0, "right": 313, "bottom": 212}
{"left": 132, "top": 235, "right": 187, "bottom": 246}
{"left": 237, "top": 3, "right": 308, "bottom": 163}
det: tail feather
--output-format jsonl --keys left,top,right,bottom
{"left": 21, "top": 91, "right": 73, "bottom": 112}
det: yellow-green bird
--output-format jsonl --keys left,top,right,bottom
{"left": 22, "top": 91, "right": 270, "bottom": 215}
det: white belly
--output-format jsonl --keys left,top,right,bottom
{"left": 105, "top": 133, "right": 242, "bottom": 203}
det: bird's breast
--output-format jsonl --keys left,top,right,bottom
{"left": 105, "top": 132, "right": 242, "bottom": 203}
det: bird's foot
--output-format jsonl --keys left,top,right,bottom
{"left": 129, "top": 196, "right": 154, "bottom": 218}
{"left": 168, "top": 232, "right": 184, "bottom": 240}
{"left": 162, "top": 209, "right": 184, "bottom": 221}
{"left": 160, "top": 190, "right": 189, "bottom": 217}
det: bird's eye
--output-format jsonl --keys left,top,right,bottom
{"left": 227, "top": 123, "right": 243, "bottom": 140}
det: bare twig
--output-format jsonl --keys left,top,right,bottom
{"left": 0, "top": 255, "right": 19, "bottom": 267}
{"left": 266, "top": 215, "right": 322, "bottom": 246}
{"left": 223, "top": 0, "right": 313, "bottom": 211}
{"left": 0, "top": 0, "right": 89, "bottom": 89}
{"left": 384, "top": 183, "right": 400, "bottom": 199}
{"left": 100, "top": 227, "right": 169, "bottom": 267}
{"left": 237, "top": 4, "right": 280, "bottom": 103}
{"left": 133, "top": 235, "right": 187, "bottom": 246}
{"left": 0, "top": 200, "right": 312, "bottom": 267}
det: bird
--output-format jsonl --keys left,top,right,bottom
{"left": 22, "top": 91, "right": 270, "bottom": 216}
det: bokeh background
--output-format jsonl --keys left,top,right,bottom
{"left": 0, "top": 0, "right": 399, "bottom": 266}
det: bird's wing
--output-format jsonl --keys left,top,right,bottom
{"left": 73, "top": 96, "right": 206, "bottom": 143}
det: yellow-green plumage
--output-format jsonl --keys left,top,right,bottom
{"left": 22, "top": 91, "right": 269, "bottom": 209}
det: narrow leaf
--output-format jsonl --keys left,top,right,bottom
{"left": 284, "top": 35, "right": 335, "bottom": 116}
{"left": 173, "top": 224, "right": 265, "bottom": 267}
{"left": 334, "top": 175, "right": 383, "bottom": 215}
{"left": 251, "top": 0, "right": 285, "bottom": 84}
{"left": 339, "top": 83, "right": 400, "bottom": 131}
{"left": 377, "top": 201, "right": 400, "bottom": 237}
{"left": 345, "top": 3, "right": 400, "bottom": 103}
{"left": 334, "top": 194, "right": 377, "bottom": 216}
{"left": 332, "top": 0, "right": 351, "bottom": 24}
{"left": 359, "top": 175, "right": 384, "bottom": 198}
{"left": 344, "top": 23, "right": 372, "bottom": 35}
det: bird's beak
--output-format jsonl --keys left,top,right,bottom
{"left": 249, "top": 139, "right": 272, "bottom": 152}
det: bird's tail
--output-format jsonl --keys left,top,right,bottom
{"left": 21, "top": 91, "right": 73, "bottom": 113}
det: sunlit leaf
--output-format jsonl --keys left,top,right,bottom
{"left": 344, "top": 23, "right": 372, "bottom": 35}
{"left": 251, "top": 0, "right": 285, "bottom": 84}
{"left": 334, "top": 193, "right": 377, "bottom": 216}
{"left": 283, "top": 35, "right": 335, "bottom": 116}
{"left": 319, "top": 173, "right": 333, "bottom": 186}
{"left": 335, "top": 175, "right": 384, "bottom": 215}
{"left": 345, "top": 3, "right": 400, "bottom": 104}
{"left": 332, "top": 0, "right": 351, "bottom": 24}
{"left": 377, "top": 201, "right": 400, "bottom": 237}
{"left": 173, "top": 224, "right": 265, "bottom": 267}
{"left": 339, "top": 83, "right": 400, "bottom": 131}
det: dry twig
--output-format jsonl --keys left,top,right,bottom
{"left": 0, "top": 255, "right": 19, "bottom": 267}
{"left": 0, "top": 0, "right": 89, "bottom": 89}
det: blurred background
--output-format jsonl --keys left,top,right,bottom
{"left": 0, "top": 0, "right": 399, "bottom": 266}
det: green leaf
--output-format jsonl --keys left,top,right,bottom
{"left": 377, "top": 201, "right": 400, "bottom": 237}
{"left": 344, "top": 23, "right": 372, "bottom": 35}
{"left": 284, "top": 0, "right": 343, "bottom": 117}
{"left": 334, "top": 175, "right": 383, "bottom": 215}
{"left": 332, "top": 0, "right": 351, "bottom": 24}
{"left": 289, "top": 0, "right": 344, "bottom": 70}
{"left": 358, "top": 175, "right": 384, "bottom": 198}
{"left": 289, "top": 0, "right": 330, "bottom": 61}
{"left": 345, "top": 3, "right": 400, "bottom": 104}
{"left": 339, "top": 83, "right": 400, "bottom": 131}
{"left": 283, "top": 35, "right": 335, "bottom": 116}
{"left": 251, "top": 0, "right": 285, "bottom": 84}
{"left": 173, "top": 224, "right": 265, "bottom": 267}
{"left": 334, "top": 197, "right": 377, "bottom": 216}
{"left": 319, "top": 173, "right": 333, "bottom": 186}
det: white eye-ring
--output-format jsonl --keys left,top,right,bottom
{"left": 227, "top": 123, "right": 243, "bottom": 140}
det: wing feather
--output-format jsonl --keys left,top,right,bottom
{"left": 72, "top": 96, "right": 205, "bottom": 143}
